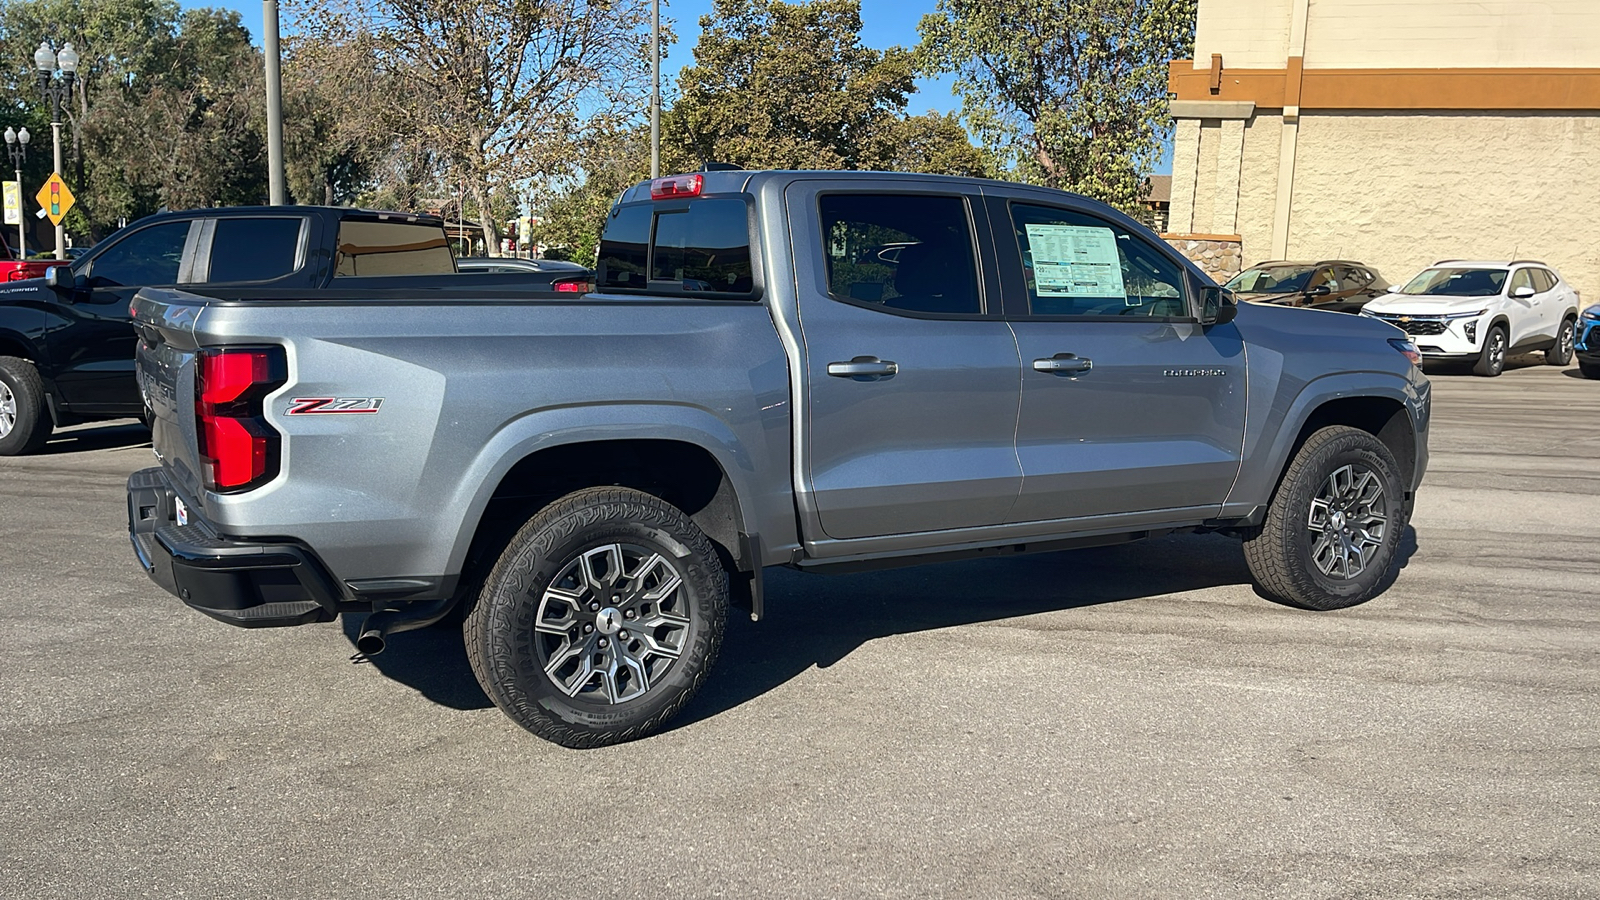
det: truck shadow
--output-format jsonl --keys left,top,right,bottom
{"left": 672, "top": 527, "right": 1419, "bottom": 732}
{"left": 40, "top": 421, "right": 150, "bottom": 454}
{"left": 342, "top": 527, "right": 1418, "bottom": 722}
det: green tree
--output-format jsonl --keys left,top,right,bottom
{"left": 287, "top": 0, "right": 657, "bottom": 255}
{"left": 917, "top": 0, "right": 1196, "bottom": 211}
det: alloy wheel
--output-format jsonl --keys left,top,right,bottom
{"left": 534, "top": 542, "right": 691, "bottom": 704}
{"left": 1488, "top": 331, "right": 1506, "bottom": 374}
{"left": 1559, "top": 321, "right": 1574, "bottom": 358}
{"left": 0, "top": 380, "right": 15, "bottom": 439}
{"left": 1306, "top": 463, "right": 1388, "bottom": 580}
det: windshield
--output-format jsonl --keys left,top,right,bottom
{"left": 1225, "top": 265, "right": 1314, "bottom": 293}
{"left": 1400, "top": 267, "right": 1507, "bottom": 297}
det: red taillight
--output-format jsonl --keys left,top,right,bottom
{"left": 554, "top": 279, "right": 592, "bottom": 293}
{"left": 195, "top": 348, "right": 285, "bottom": 492}
{"left": 6, "top": 269, "right": 28, "bottom": 282}
{"left": 650, "top": 174, "right": 703, "bottom": 200}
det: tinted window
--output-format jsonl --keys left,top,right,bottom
{"left": 208, "top": 218, "right": 302, "bottom": 282}
{"left": 1532, "top": 269, "right": 1557, "bottom": 293}
{"left": 596, "top": 204, "right": 651, "bottom": 290}
{"left": 651, "top": 199, "right": 753, "bottom": 292}
{"left": 1337, "top": 266, "right": 1373, "bottom": 290}
{"left": 1008, "top": 204, "right": 1185, "bottom": 317}
{"left": 334, "top": 220, "right": 454, "bottom": 276}
{"left": 87, "top": 221, "right": 191, "bottom": 286}
{"left": 820, "top": 194, "right": 980, "bottom": 315}
{"left": 1225, "top": 265, "right": 1314, "bottom": 293}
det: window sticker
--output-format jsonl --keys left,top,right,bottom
{"left": 1024, "top": 224, "right": 1128, "bottom": 302}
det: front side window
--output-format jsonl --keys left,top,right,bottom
{"left": 1400, "top": 267, "right": 1507, "bottom": 297}
{"left": 819, "top": 193, "right": 981, "bottom": 315}
{"left": 595, "top": 198, "right": 753, "bottom": 295}
{"left": 208, "top": 218, "right": 303, "bottom": 283}
{"left": 1508, "top": 268, "right": 1534, "bottom": 295}
{"left": 334, "top": 219, "right": 454, "bottom": 277}
{"left": 86, "top": 221, "right": 192, "bottom": 286}
{"left": 1225, "top": 265, "right": 1314, "bottom": 293}
{"left": 1009, "top": 204, "right": 1185, "bottom": 317}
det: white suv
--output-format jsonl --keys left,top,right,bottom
{"left": 1359, "top": 261, "right": 1581, "bottom": 376}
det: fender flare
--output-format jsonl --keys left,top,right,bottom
{"left": 440, "top": 402, "right": 762, "bottom": 579}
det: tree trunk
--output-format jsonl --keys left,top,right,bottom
{"left": 473, "top": 179, "right": 499, "bottom": 256}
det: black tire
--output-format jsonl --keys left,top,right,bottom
{"left": 1581, "top": 361, "right": 1600, "bottom": 380}
{"left": 464, "top": 486, "right": 728, "bottom": 748}
{"left": 0, "top": 356, "right": 52, "bottom": 456}
{"left": 1546, "top": 317, "right": 1576, "bottom": 366}
{"left": 1242, "top": 425, "right": 1406, "bottom": 611}
{"left": 1473, "top": 325, "right": 1507, "bottom": 377}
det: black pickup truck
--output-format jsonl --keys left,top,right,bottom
{"left": 0, "top": 206, "right": 549, "bottom": 455}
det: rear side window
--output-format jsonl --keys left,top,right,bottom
{"left": 596, "top": 198, "right": 754, "bottom": 296}
{"left": 208, "top": 218, "right": 303, "bottom": 282}
{"left": 819, "top": 193, "right": 981, "bottom": 315}
{"left": 1531, "top": 269, "right": 1557, "bottom": 292}
{"left": 334, "top": 219, "right": 454, "bottom": 276}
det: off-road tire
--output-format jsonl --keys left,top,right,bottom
{"left": 1242, "top": 425, "right": 1406, "bottom": 611}
{"left": 1546, "top": 317, "right": 1576, "bottom": 366}
{"left": 1581, "top": 361, "right": 1600, "bottom": 380}
{"left": 1473, "top": 325, "right": 1507, "bottom": 377}
{"left": 464, "top": 486, "right": 728, "bottom": 748}
{"left": 0, "top": 356, "right": 52, "bottom": 456}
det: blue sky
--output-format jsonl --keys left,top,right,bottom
{"left": 191, "top": 0, "right": 1171, "bottom": 172}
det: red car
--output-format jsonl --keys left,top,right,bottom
{"left": 1, "top": 234, "right": 58, "bottom": 281}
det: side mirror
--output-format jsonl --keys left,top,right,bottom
{"left": 44, "top": 265, "right": 82, "bottom": 301}
{"left": 1200, "top": 285, "right": 1238, "bottom": 326}
{"left": 1306, "top": 284, "right": 1332, "bottom": 297}
{"left": 1511, "top": 285, "right": 1535, "bottom": 299}
{"left": 1385, "top": 284, "right": 1401, "bottom": 293}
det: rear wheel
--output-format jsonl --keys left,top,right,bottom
{"left": 464, "top": 486, "right": 728, "bottom": 748}
{"left": 0, "top": 356, "right": 52, "bottom": 456}
{"left": 1242, "top": 425, "right": 1406, "bottom": 610}
{"left": 1473, "top": 325, "right": 1507, "bottom": 377}
{"left": 1546, "top": 317, "right": 1576, "bottom": 366}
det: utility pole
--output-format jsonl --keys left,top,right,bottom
{"left": 264, "top": 0, "right": 286, "bottom": 205}
{"left": 650, "top": 0, "right": 660, "bottom": 179}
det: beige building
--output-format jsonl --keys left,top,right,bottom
{"left": 1165, "top": 0, "right": 1600, "bottom": 291}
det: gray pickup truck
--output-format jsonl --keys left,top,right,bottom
{"left": 127, "top": 170, "right": 1430, "bottom": 747}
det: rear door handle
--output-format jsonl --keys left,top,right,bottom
{"left": 827, "top": 356, "right": 899, "bottom": 381}
{"left": 1033, "top": 354, "right": 1092, "bottom": 375}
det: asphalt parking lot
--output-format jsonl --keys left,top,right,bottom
{"left": 2, "top": 360, "right": 1597, "bottom": 900}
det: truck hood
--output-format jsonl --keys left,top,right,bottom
{"left": 0, "top": 275, "right": 49, "bottom": 294}
{"left": 1360, "top": 294, "right": 1494, "bottom": 317}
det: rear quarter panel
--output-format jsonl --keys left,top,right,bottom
{"left": 173, "top": 296, "right": 795, "bottom": 586}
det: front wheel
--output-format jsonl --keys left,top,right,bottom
{"left": 1473, "top": 325, "right": 1507, "bottom": 377}
{"left": 1242, "top": 425, "right": 1406, "bottom": 610}
{"left": 0, "top": 356, "right": 52, "bottom": 456}
{"left": 464, "top": 486, "right": 728, "bottom": 748}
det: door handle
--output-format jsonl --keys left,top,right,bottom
{"left": 827, "top": 356, "right": 899, "bottom": 381}
{"left": 1033, "top": 354, "right": 1092, "bottom": 375}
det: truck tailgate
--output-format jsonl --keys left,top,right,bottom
{"left": 131, "top": 289, "right": 209, "bottom": 506}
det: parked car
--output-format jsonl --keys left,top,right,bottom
{"left": 456, "top": 256, "right": 593, "bottom": 292}
{"left": 1225, "top": 260, "right": 1390, "bottom": 314}
{"left": 1359, "top": 260, "right": 1581, "bottom": 376}
{"left": 1, "top": 232, "right": 58, "bottom": 282}
{"left": 0, "top": 206, "right": 576, "bottom": 455}
{"left": 1575, "top": 302, "right": 1600, "bottom": 378}
{"left": 127, "top": 168, "right": 1430, "bottom": 748}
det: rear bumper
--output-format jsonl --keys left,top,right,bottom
{"left": 127, "top": 467, "right": 341, "bottom": 627}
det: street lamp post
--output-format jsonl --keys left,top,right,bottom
{"left": 33, "top": 40, "right": 78, "bottom": 261}
{"left": 3, "top": 126, "right": 29, "bottom": 258}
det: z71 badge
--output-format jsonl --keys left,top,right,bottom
{"left": 287, "top": 397, "right": 384, "bottom": 415}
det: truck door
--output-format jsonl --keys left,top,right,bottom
{"left": 52, "top": 218, "right": 199, "bottom": 413}
{"left": 784, "top": 181, "right": 1021, "bottom": 541}
{"left": 989, "top": 196, "right": 1246, "bottom": 526}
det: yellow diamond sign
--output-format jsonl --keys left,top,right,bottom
{"left": 35, "top": 173, "right": 75, "bottom": 226}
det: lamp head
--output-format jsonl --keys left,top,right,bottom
{"left": 56, "top": 42, "right": 79, "bottom": 75}
{"left": 34, "top": 41, "right": 56, "bottom": 74}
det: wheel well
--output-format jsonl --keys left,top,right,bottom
{"left": 460, "top": 439, "right": 749, "bottom": 594}
{"left": 0, "top": 334, "right": 34, "bottom": 362}
{"left": 1287, "top": 396, "right": 1416, "bottom": 493}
